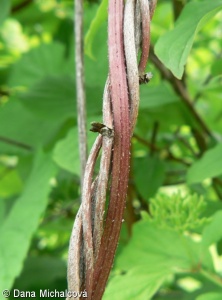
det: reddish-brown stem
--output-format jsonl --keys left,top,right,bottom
{"left": 67, "top": 208, "right": 82, "bottom": 299}
{"left": 138, "top": 0, "right": 151, "bottom": 74}
{"left": 81, "top": 135, "right": 102, "bottom": 298}
{"left": 67, "top": 0, "right": 157, "bottom": 298}
{"left": 93, "top": 135, "right": 113, "bottom": 259}
{"left": 149, "top": 0, "right": 157, "bottom": 19}
{"left": 124, "top": 0, "right": 139, "bottom": 131}
{"left": 92, "top": 0, "right": 131, "bottom": 298}
{"left": 93, "top": 82, "right": 114, "bottom": 259}
{"left": 125, "top": 144, "right": 138, "bottom": 236}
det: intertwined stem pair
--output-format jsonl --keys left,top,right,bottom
{"left": 67, "top": 0, "right": 157, "bottom": 299}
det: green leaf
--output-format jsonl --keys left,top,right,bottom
{"left": 0, "top": 151, "right": 57, "bottom": 290}
{"left": 155, "top": 0, "right": 222, "bottom": 79}
{"left": 0, "top": 198, "right": 6, "bottom": 227}
{"left": 0, "top": 166, "right": 23, "bottom": 198}
{"left": 85, "top": 18, "right": 108, "bottom": 86}
{"left": 0, "top": 99, "right": 64, "bottom": 154}
{"left": 104, "top": 266, "right": 169, "bottom": 300}
{"left": 14, "top": 256, "right": 66, "bottom": 290}
{"left": 13, "top": 1, "right": 59, "bottom": 32}
{"left": 134, "top": 156, "right": 165, "bottom": 200}
{"left": 196, "top": 292, "right": 222, "bottom": 300}
{"left": 20, "top": 76, "right": 76, "bottom": 121}
{"left": 201, "top": 210, "right": 222, "bottom": 249}
{"left": 117, "top": 221, "right": 206, "bottom": 271}
{"left": 53, "top": 127, "right": 81, "bottom": 174}
{"left": 19, "top": 75, "right": 102, "bottom": 121}
{"left": 211, "top": 58, "right": 222, "bottom": 77}
{"left": 9, "top": 43, "right": 69, "bottom": 88}
{"left": 137, "top": 99, "right": 195, "bottom": 135}
{"left": 53, "top": 126, "right": 96, "bottom": 174}
{"left": 187, "top": 143, "right": 222, "bottom": 184}
{"left": 0, "top": 0, "right": 10, "bottom": 25}
{"left": 84, "top": 0, "right": 108, "bottom": 59}
{"left": 104, "top": 220, "right": 209, "bottom": 300}
{"left": 139, "top": 82, "right": 179, "bottom": 109}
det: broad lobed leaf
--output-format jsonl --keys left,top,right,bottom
{"left": 104, "top": 219, "right": 214, "bottom": 300}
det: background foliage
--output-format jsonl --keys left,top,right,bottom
{"left": 0, "top": 0, "right": 222, "bottom": 299}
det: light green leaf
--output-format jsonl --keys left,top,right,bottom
{"left": 85, "top": 18, "right": 108, "bottom": 86}
{"left": 84, "top": 0, "right": 108, "bottom": 59}
{"left": 196, "top": 292, "right": 222, "bottom": 300}
{"left": 0, "top": 151, "right": 57, "bottom": 290}
{"left": 1, "top": 19, "right": 29, "bottom": 53}
{"left": 53, "top": 126, "right": 96, "bottom": 174}
{"left": 104, "top": 220, "right": 209, "bottom": 300}
{"left": 201, "top": 210, "right": 222, "bottom": 249}
{"left": 53, "top": 127, "right": 81, "bottom": 174}
{"left": 0, "top": 166, "right": 23, "bottom": 198}
{"left": 116, "top": 221, "right": 204, "bottom": 271}
{"left": 134, "top": 156, "right": 165, "bottom": 200}
{"left": 187, "top": 143, "right": 222, "bottom": 184}
{"left": 0, "top": 0, "right": 10, "bottom": 25}
{"left": 155, "top": 0, "right": 222, "bottom": 79}
{"left": 104, "top": 266, "right": 169, "bottom": 300}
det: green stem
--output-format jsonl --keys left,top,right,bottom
{"left": 200, "top": 268, "right": 222, "bottom": 288}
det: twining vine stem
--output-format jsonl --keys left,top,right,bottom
{"left": 75, "top": 0, "right": 88, "bottom": 185}
{"left": 67, "top": 0, "right": 157, "bottom": 299}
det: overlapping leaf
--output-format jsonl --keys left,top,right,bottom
{"left": 155, "top": 0, "right": 222, "bottom": 78}
{"left": 84, "top": 0, "right": 108, "bottom": 59}
{"left": 187, "top": 143, "right": 222, "bottom": 184}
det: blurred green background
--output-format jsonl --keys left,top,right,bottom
{"left": 0, "top": 0, "right": 222, "bottom": 299}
